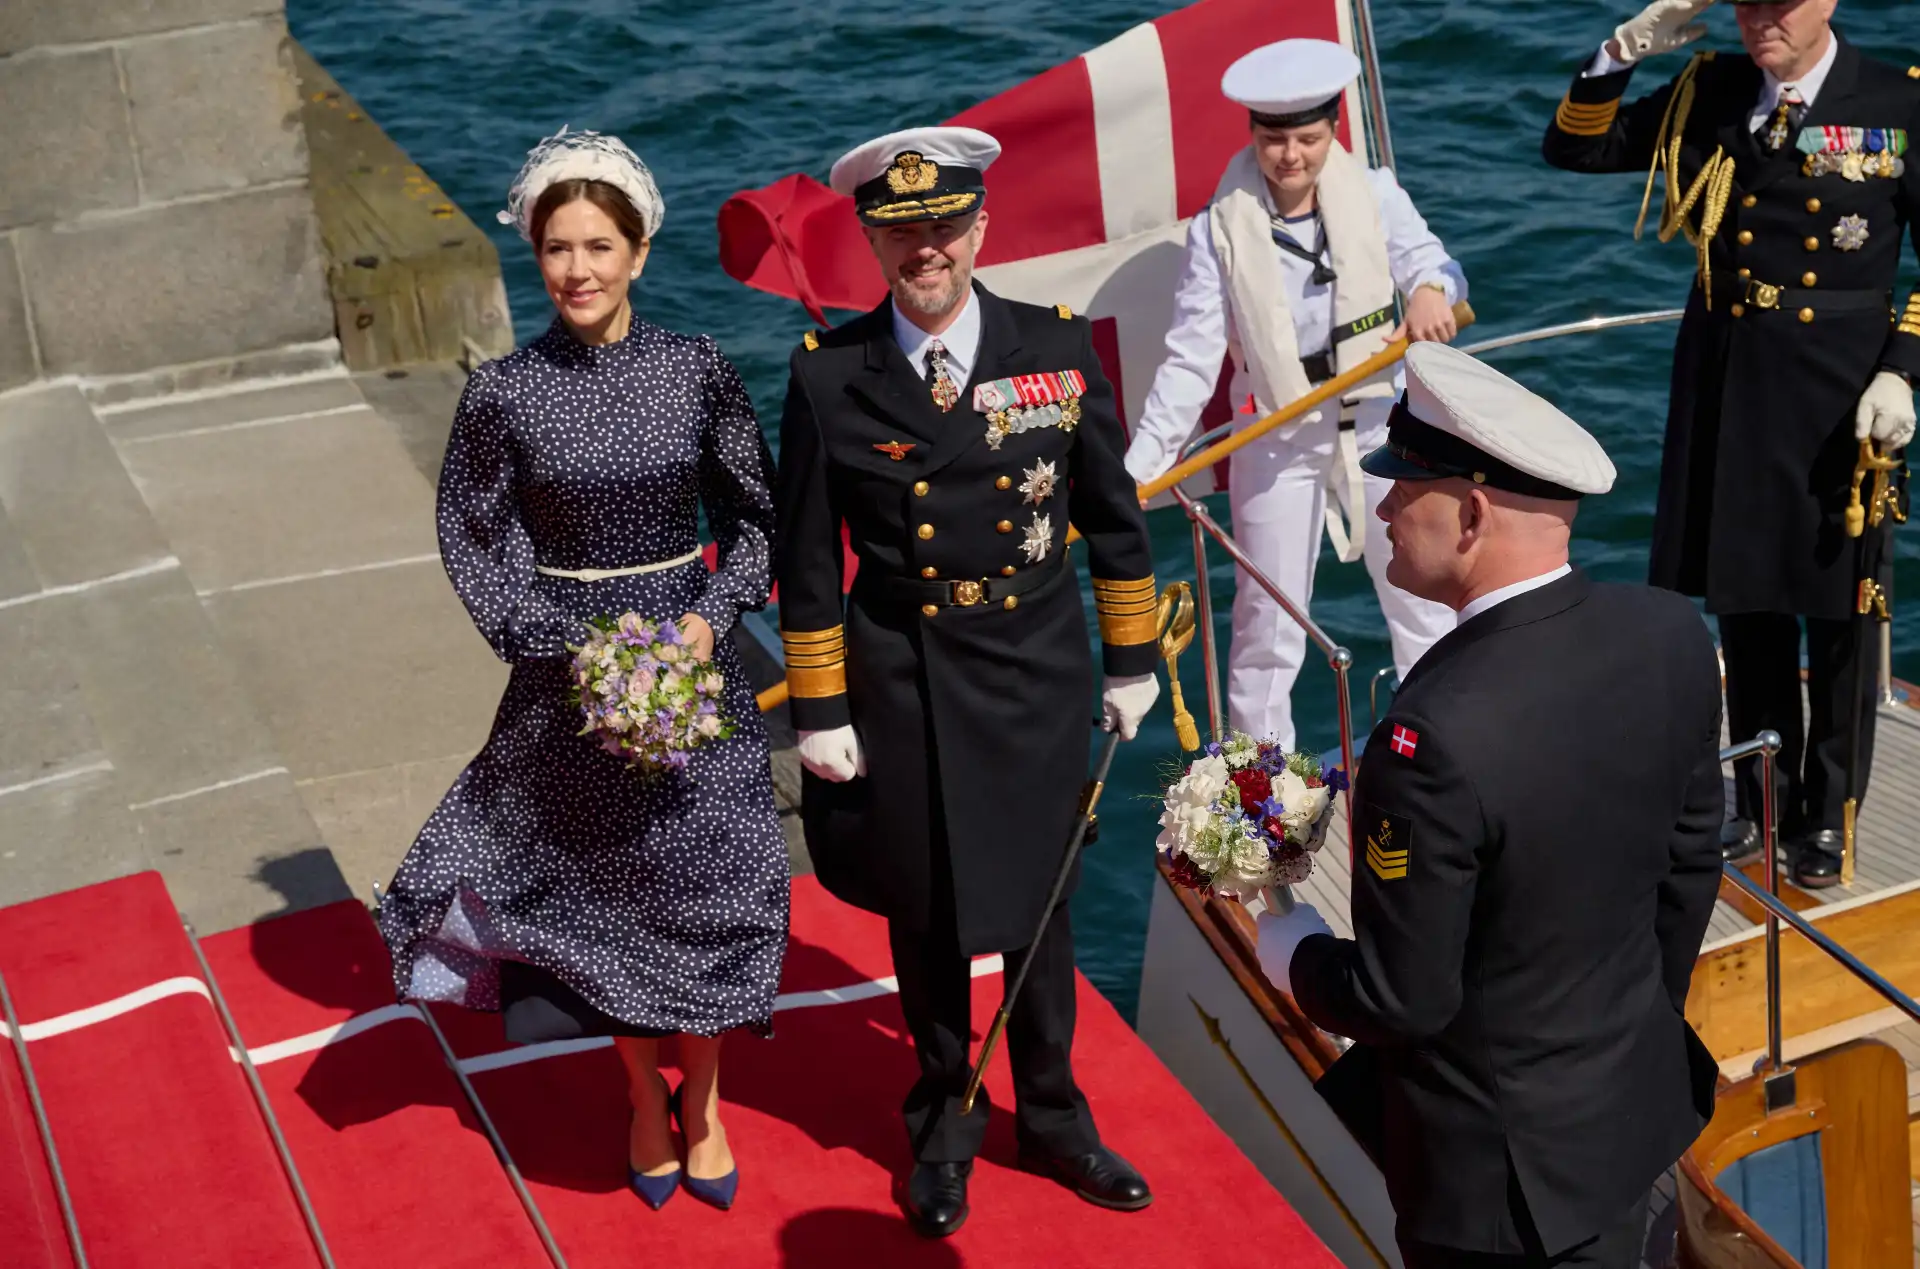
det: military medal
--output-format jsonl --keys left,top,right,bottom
{"left": 1020, "top": 513, "right": 1054, "bottom": 563}
{"left": 1832, "top": 215, "right": 1870, "bottom": 252}
{"left": 1019, "top": 459, "right": 1058, "bottom": 505}
{"left": 1798, "top": 126, "right": 1907, "bottom": 180}
{"left": 926, "top": 339, "right": 960, "bottom": 413}
{"left": 1840, "top": 151, "right": 1867, "bottom": 182}
{"left": 974, "top": 370, "right": 1088, "bottom": 449}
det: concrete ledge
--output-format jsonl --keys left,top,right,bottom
{"left": 121, "top": 17, "right": 308, "bottom": 201}
{"left": 0, "top": 386, "right": 173, "bottom": 588}
{"left": 79, "top": 342, "right": 342, "bottom": 409}
{"left": 0, "top": 237, "right": 35, "bottom": 391}
{"left": 101, "top": 374, "right": 362, "bottom": 441}
{"left": 0, "top": 1, "right": 279, "bottom": 59}
{"left": 17, "top": 183, "right": 333, "bottom": 377}
{"left": 0, "top": 50, "right": 140, "bottom": 231}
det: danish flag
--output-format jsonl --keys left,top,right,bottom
{"left": 1389, "top": 725, "right": 1419, "bottom": 759}
{"left": 716, "top": 0, "right": 1368, "bottom": 501}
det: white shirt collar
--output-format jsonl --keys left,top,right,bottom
{"left": 1756, "top": 30, "right": 1838, "bottom": 118}
{"left": 1457, "top": 563, "right": 1572, "bottom": 624}
{"left": 890, "top": 288, "right": 982, "bottom": 389}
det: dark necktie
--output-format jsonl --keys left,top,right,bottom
{"left": 926, "top": 338, "right": 959, "bottom": 412}
{"left": 1766, "top": 85, "right": 1804, "bottom": 153}
{"left": 1271, "top": 215, "right": 1337, "bottom": 286}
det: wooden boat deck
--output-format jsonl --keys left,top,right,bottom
{"left": 1295, "top": 693, "right": 1920, "bottom": 1261}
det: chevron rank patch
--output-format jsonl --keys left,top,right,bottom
{"left": 1365, "top": 810, "right": 1411, "bottom": 881}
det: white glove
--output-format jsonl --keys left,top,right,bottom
{"left": 1255, "top": 902, "right": 1335, "bottom": 998}
{"left": 1855, "top": 371, "right": 1916, "bottom": 450}
{"left": 1100, "top": 673, "right": 1161, "bottom": 741}
{"left": 797, "top": 726, "right": 866, "bottom": 782}
{"left": 1611, "top": 0, "right": 1713, "bottom": 65}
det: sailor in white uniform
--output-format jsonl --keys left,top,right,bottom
{"left": 1123, "top": 39, "right": 1468, "bottom": 747}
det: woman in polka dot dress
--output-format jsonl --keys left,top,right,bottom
{"left": 376, "top": 131, "right": 786, "bottom": 1212}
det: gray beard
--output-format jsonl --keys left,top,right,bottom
{"left": 891, "top": 261, "right": 973, "bottom": 321}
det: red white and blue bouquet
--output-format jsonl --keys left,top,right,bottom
{"left": 1156, "top": 732, "right": 1348, "bottom": 898}
{"left": 567, "top": 614, "right": 732, "bottom": 772}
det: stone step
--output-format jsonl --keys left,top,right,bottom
{"left": 0, "top": 385, "right": 343, "bottom": 931}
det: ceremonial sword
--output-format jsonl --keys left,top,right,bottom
{"left": 1841, "top": 439, "right": 1906, "bottom": 884}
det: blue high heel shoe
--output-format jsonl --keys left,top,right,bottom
{"left": 628, "top": 1076, "right": 682, "bottom": 1210}
{"left": 669, "top": 1083, "right": 740, "bottom": 1211}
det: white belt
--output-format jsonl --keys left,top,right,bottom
{"left": 1322, "top": 418, "right": 1367, "bottom": 565}
{"left": 533, "top": 549, "right": 701, "bottom": 582}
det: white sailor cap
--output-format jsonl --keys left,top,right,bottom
{"left": 1222, "top": 39, "right": 1361, "bottom": 128}
{"left": 1360, "top": 343, "right": 1616, "bottom": 499}
{"left": 829, "top": 126, "right": 1002, "bottom": 227}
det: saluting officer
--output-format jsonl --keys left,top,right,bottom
{"left": 773, "top": 127, "right": 1163, "bottom": 1238}
{"left": 1542, "top": 0, "right": 1920, "bottom": 887}
{"left": 1256, "top": 344, "right": 1725, "bottom": 1269}
{"left": 1123, "top": 38, "right": 1466, "bottom": 750}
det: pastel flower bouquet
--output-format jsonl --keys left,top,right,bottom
{"left": 1156, "top": 731, "right": 1348, "bottom": 899}
{"left": 567, "top": 614, "right": 732, "bottom": 772}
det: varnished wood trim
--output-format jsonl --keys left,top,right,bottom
{"left": 1158, "top": 859, "right": 1344, "bottom": 1080}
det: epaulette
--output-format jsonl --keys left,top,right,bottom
{"left": 1055, "top": 304, "right": 1073, "bottom": 320}
{"left": 802, "top": 330, "right": 820, "bottom": 351}
{"left": 1909, "top": 65, "right": 1919, "bottom": 79}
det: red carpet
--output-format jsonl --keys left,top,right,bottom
{"left": 0, "top": 873, "right": 1337, "bottom": 1267}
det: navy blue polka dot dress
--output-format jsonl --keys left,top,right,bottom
{"left": 377, "top": 315, "right": 789, "bottom": 1041}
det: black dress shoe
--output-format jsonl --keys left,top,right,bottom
{"left": 1017, "top": 1143, "right": 1153, "bottom": 1211}
{"left": 1790, "top": 829, "right": 1843, "bottom": 889}
{"left": 901, "top": 1161, "right": 970, "bottom": 1238}
{"left": 1719, "top": 817, "right": 1761, "bottom": 865}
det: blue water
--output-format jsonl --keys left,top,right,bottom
{"left": 292, "top": 0, "right": 1919, "bottom": 1019}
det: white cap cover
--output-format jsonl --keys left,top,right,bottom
{"left": 1362, "top": 343, "right": 1616, "bottom": 498}
{"left": 1221, "top": 39, "right": 1361, "bottom": 123}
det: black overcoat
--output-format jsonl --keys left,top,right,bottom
{"left": 1543, "top": 38, "right": 1920, "bottom": 619}
{"left": 773, "top": 284, "right": 1158, "bottom": 954}
{"left": 1291, "top": 571, "right": 1725, "bottom": 1256}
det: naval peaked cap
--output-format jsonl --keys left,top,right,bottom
{"left": 1361, "top": 343, "right": 1617, "bottom": 500}
{"left": 830, "top": 126, "right": 1002, "bottom": 227}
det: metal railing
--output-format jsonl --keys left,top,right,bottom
{"left": 1718, "top": 732, "right": 1920, "bottom": 1094}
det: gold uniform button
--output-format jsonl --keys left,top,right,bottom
{"left": 917, "top": 523, "right": 934, "bottom": 540}
{"left": 921, "top": 566, "right": 938, "bottom": 579}
{"left": 1802, "top": 272, "right": 1817, "bottom": 287}
{"left": 1738, "top": 267, "right": 1752, "bottom": 278}
{"left": 1799, "top": 307, "right": 1815, "bottom": 323}
{"left": 1804, "top": 236, "right": 1820, "bottom": 251}
{"left": 1736, "top": 229, "right": 1753, "bottom": 245}
{"left": 1001, "top": 565, "right": 1017, "bottom": 577}
{"left": 996, "top": 520, "right": 1013, "bottom": 533}
{"left": 1805, "top": 197, "right": 1821, "bottom": 213}
{"left": 921, "top": 604, "right": 939, "bottom": 618}
{"left": 1003, "top": 596, "right": 1019, "bottom": 611}
{"left": 913, "top": 480, "right": 929, "bottom": 496}
{"left": 995, "top": 476, "right": 1012, "bottom": 490}
{"left": 1731, "top": 303, "right": 1745, "bottom": 317}
{"left": 1741, "top": 194, "right": 1757, "bottom": 208}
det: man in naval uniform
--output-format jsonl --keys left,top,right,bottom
{"left": 1123, "top": 38, "right": 1467, "bottom": 749}
{"left": 1542, "top": 0, "right": 1920, "bottom": 887}
{"left": 1256, "top": 344, "right": 1725, "bottom": 1269}
{"left": 773, "top": 126, "right": 1163, "bottom": 1238}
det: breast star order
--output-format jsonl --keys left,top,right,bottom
{"left": 1831, "top": 214, "right": 1870, "bottom": 252}
{"left": 1019, "top": 458, "right": 1058, "bottom": 506}
{"left": 1021, "top": 513, "right": 1054, "bottom": 564}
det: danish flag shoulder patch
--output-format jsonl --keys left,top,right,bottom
{"left": 1388, "top": 725, "right": 1419, "bottom": 759}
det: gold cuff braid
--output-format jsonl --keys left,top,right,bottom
{"left": 782, "top": 626, "right": 847, "bottom": 699}
{"left": 1554, "top": 95, "right": 1619, "bottom": 137}
{"left": 1093, "top": 576, "right": 1159, "bottom": 647}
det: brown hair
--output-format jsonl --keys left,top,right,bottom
{"left": 530, "top": 179, "right": 650, "bottom": 246}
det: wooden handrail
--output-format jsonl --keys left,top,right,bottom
{"left": 757, "top": 302, "right": 1475, "bottom": 713}
{"left": 1065, "top": 299, "right": 1476, "bottom": 546}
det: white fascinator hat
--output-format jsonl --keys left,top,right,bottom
{"left": 498, "top": 126, "right": 666, "bottom": 242}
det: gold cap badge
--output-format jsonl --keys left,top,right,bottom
{"left": 885, "top": 151, "right": 940, "bottom": 195}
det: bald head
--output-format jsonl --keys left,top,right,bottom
{"left": 1376, "top": 477, "right": 1577, "bottom": 612}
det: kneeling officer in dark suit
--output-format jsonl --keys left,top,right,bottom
{"left": 1256, "top": 344, "right": 1726, "bottom": 1268}
{"left": 773, "top": 126, "right": 1163, "bottom": 1238}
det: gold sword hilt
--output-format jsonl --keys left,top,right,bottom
{"left": 1156, "top": 582, "right": 1200, "bottom": 752}
{"left": 1849, "top": 439, "right": 1904, "bottom": 538}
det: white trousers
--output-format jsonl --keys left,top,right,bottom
{"left": 1225, "top": 457, "right": 1456, "bottom": 749}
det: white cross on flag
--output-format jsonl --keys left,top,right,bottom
{"left": 716, "top": 0, "right": 1370, "bottom": 498}
{"left": 1389, "top": 725, "right": 1419, "bottom": 759}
